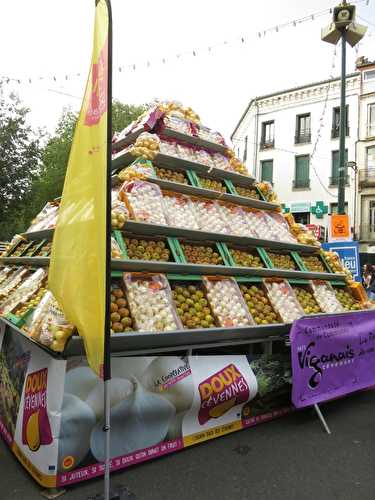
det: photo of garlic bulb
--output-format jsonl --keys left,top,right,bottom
{"left": 90, "top": 377, "right": 176, "bottom": 461}
{"left": 57, "top": 394, "right": 96, "bottom": 473}
{"left": 59, "top": 356, "right": 195, "bottom": 469}
{"left": 140, "top": 356, "right": 194, "bottom": 414}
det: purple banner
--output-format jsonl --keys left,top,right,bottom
{"left": 291, "top": 310, "right": 375, "bottom": 408}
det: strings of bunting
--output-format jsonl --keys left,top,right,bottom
{"left": 0, "top": 0, "right": 370, "bottom": 87}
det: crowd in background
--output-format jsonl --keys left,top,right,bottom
{"left": 363, "top": 264, "right": 375, "bottom": 300}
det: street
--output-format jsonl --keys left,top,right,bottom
{"left": 1, "top": 390, "right": 375, "bottom": 500}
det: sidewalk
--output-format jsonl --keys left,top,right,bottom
{"left": 1, "top": 390, "right": 375, "bottom": 500}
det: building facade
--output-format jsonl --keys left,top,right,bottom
{"left": 356, "top": 57, "right": 375, "bottom": 257}
{"left": 231, "top": 61, "right": 375, "bottom": 258}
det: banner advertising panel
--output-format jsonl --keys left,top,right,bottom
{"left": 291, "top": 311, "right": 375, "bottom": 408}
{"left": 0, "top": 324, "right": 66, "bottom": 487}
{"left": 0, "top": 329, "right": 292, "bottom": 488}
{"left": 322, "top": 241, "right": 361, "bottom": 282}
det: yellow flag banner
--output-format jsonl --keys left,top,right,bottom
{"left": 49, "top": 0, "right": 109, "bottom": 376}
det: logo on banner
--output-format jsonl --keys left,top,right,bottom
{"left": 22, "top": 368, "right": 52, "bottom": 452}
{"left": 198, "top": 364, "right": 250, "bottom": 425}
{"left": 297, "top": 340, "right": 355, "bottom": 389}
{"left": 84, "top": 38, "right": 108, "bottom": 126}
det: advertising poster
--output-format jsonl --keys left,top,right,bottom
{"left": 0, "top": 334, "right": 293, "bottom": 488}
{"left": 322, "top": 241, "right": 361, "bottom": 282}
{"left": 291, "top": 311, "right": 375, "bottom": 408}
{"left": 328, "top": 214, "right": 351, "bottom": 242}
{"left": 0, "top": 325, "right": 66, "bottom": 487}
{"left": 57, "top": 356, "right": 258, "bottom": 487}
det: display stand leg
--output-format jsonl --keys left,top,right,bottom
{"left": 314, "top": 403, "right": 331, "bottom": 434}
{"left": 187, "top": 349, "right": 193, "bottom": 356}
{"left": 40, "top": 488, "right": 66, "bottom": 499}
{"left": 262, "top": 342, "right": 272, "bottom": 355}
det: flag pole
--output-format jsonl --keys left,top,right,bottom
{"left": 103, "top": 1, "right": 113, "bottom": 499}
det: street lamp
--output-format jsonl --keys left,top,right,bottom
{"left": 321, "top": 2, "right": 367, "bottom": 215}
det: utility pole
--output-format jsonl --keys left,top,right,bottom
{"left": 338, "top": 27, "right": 347, "bottom": 214}
{"left": 321, "top": 3, "right": 367, "bottom": 214}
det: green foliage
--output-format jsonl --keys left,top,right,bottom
{"left": 0, "top": 91, "right": 41, "bottom": 240}
{"left": 29, "top": 108, "right": 77, "bottom": 214}
{"left": 0, "top": 96, "right": 145, "bottom": 240}
{"left": 112, "top": 100, "right": 146, "bottom": 133}
{"left": 28, "top": 100, "right": 146, "bottom": 221}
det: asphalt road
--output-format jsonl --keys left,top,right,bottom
{"left": 1, "top": 390, "right": 375, "bottom": 500}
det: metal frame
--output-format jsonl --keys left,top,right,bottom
{"left": 122, "top": 221, "right": 319, "bottom": 253}
{"left": 110, "top": 258, "right": 345, "bottom": 282}
{"left": 145, "top": 176, "right": 278, "bottom": 211}
{"left": 64, "top": 323, "right": 290, "bottom": 356}
{"left": 112, "top": 152, "right": 256, "bottom": 187}
{"left": 111, "top": 127, "right": 228, "bottom": 155}
{"left": 161, "top": 127, "right": 228, "bottom": 154}
{"left": 21, "top": 223, "right": 319, "bottom": 253}
{"left": 0, "top": 257, "right": 49, "bottom": 267}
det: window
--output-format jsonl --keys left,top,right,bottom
{"left": 331, "top": 105, "right": 349, "bottom": 138}
{"left": 260, "top": 121, "right": 274, "bottom": 149}
{"left": 295, "top": 113, "right": 311, "bottom": 144}
{"left": 260, "top": 159, "right": 273, "bottom": 184}
{"left": 330, "top": 202, "right": 348, "bottom": 215}
{"left": 368, "top": 104, "right": 375, "bottom": 137}
{"left": 369, "top": 200, "right": 375, "bottom": 233}
{"left": 294, "top": 155, "right": 310, "bottom": 189}
{"left": 293, "top": 212, "right": 310, "bottom": 225}
{"left": 367, "top": 146, "right": 375, "bottom": 169}
{"left": 330, "top": 149, "right": 348, "bottom": 186}
{"left": 363, "top": 70, "right": 375, "bottom": 94}
{"left": 243, "top": 136, "right": 248, "bottom": 162}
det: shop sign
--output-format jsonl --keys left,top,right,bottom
{"left": 291, "top": 311, "right": 375, "bottom": 408}
{"left": 311, "top": 201, "right": 328, "bottom": 219}
{"left": 290, "top": 202, "right": 310, "bottom": 213}
{"left": 306, "top": 224, "right": 325, "bottom": 241}
{"left": 322, "top": 241, "right": 361, "bottom": 282}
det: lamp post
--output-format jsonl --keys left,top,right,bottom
{"left": 321, "top": 2, "right": 367, "bottom": 215}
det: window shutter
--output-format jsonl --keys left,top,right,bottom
{"left": 295, "top": 156, "right": 309, "bottom": 182}
{"left": 332, "top": 151, "right": 339, "bottom": 179}
{"left": 261, "top": 160, "right": 273, "bottom": 183}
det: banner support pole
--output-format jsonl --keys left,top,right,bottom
{"left": 314, "top": 403, "right": 331, "bottom": 434}
{"left": 103, "top": 1, "right": 113, "bottom": 500}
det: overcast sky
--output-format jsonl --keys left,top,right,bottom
{"left": 1, "top": 0, "right": 374, "bottom": 142}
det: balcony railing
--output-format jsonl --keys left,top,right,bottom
{"left": 293, "top": 179, "right": 310, "bottom": 189}
{"left": 367, "top": 123, "right": 375, "bottom": 138}
{"left": 260, "top": 139, "right": 274, "bottom": 150}
{"left": 331, "top": 126, "right": 350, "bottom": 138}
{"left": 329, "top": 174, "right": 349, "bottom": 186}
{"left": 359, "top": 168, "right": 375, "bottom": 188}
{"left": 295, "top": 130, "right": 311, "bottom": 144}
{"left": 360, "top": 224, "right": 375, "bottom": 242}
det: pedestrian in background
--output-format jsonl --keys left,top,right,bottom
{"left": 363, "top": 264, "right": 373, "bottom": 289}
{"left": 366, "top": 266, "right": 375, "bottom": 300}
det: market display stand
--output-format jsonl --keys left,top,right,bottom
{"left": 0, "top": 110, "right": 365, "bottom": 492}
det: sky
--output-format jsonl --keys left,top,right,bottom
{"left": 0, "top": 0, "right": 374, "bottom": 143}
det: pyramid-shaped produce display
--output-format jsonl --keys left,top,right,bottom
{"left": 0, "top": 100, "right": 371, "bottom": 355}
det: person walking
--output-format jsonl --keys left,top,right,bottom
{"left": 363, "top": 264, "right": 373, "bottom": 289}
{"left": 367, "top": 266, "right": 375, "bottom": 300}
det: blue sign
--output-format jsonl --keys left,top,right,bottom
{"left": 322, "top": 241, "right": 361, "bottom": 282}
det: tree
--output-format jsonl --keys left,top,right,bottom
{"left": 29, "top": 108, "right": 77, "bottom": 214}
{"left": 0, "top": 90, "right": 41, "bottom": 240}
{"left": 112, "top": 100, "right": 145, "bottom": 133}
{"left": 28, "top": 100, "right": 146, "bottom": 220}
